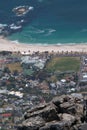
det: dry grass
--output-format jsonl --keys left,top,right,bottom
{"left": 7, "top": 62, "right": 22, "bottom": 73}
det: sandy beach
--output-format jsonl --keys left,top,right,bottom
{"left": 0, "top": 37, "right": 87, "bottom": 54}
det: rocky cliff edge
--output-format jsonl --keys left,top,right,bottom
{"left": 17, "top": 93, "right": 87, "bottom": 130}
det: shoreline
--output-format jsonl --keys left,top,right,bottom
{"left": 0, "top": 37, "right": 87, "bottom": 54}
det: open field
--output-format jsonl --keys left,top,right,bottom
{"left": 46, "top": 57, "right": 80, "bottom": 73}
{"left": 7, "top": 62, "right": 22, "bottom": 73}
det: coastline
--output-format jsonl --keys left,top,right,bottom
{"left": 0, "top": 37, "right": 87, "bottom": 54}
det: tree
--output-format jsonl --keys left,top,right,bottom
{"left": 3, "top": 67, "right": 11, "bottom": 73}
{"left": 13, "top": 70, "right": 19, "bottom": 76}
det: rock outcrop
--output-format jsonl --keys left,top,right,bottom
{"left": 17, "top": 94, "right": 87, "bottom": 130}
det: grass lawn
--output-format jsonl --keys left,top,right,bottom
{"left": 7, "top": 62, "right": 22, "bottom": 73}
{"left": 46, "top": 57, "right": 80, "bottom": 73}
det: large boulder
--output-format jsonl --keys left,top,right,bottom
{"left": 17, "top": 94, "right": 85, "bottom": 130}
{"left": 39, "top": 119, "right": 76, "bottom": 130}
{"left": 24, "top": 103, "right": 47, "bottom": 119}
{"left": 24, "top": 103, "right": 59, "bottom": 122}
{"left": 60, "top": 102, "right": 75, "bottom": 113}
{"left": 39, "top": 121, "right": 65, "bottom": 130}
{"left": 59, "top": 113, "right": 76, "bottom": 125}
{"left": 17, "top": 116, "right": 45, "bottom": 130}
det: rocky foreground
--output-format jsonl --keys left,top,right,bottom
{"left": 17, "top": 94, "right": 87, "bottom": 130}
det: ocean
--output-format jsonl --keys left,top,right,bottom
{"left": 0, "top": 0, "right": 87, "bottom": 45}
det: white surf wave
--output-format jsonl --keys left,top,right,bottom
{"left": 24, "top": 26, "right": 45, "bottom": 34}
{"left": 10, "top": 39, "right": 87, "bottom": 46}
{"left": 11, "top": 40, "right": 19, "bottom": 44}
{"left": 44, "top": 28, "right": 56, "bottom": 36}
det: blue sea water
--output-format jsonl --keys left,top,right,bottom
{"left": 1, "top": 0, "right": 87, "bottom": 44}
